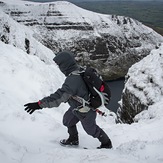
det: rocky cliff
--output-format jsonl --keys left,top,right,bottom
{"left": 0, "top": 0, "right": 163, "bottom": 79}
{"left": 117, "top": 43, "right": 163, "bottom": 123}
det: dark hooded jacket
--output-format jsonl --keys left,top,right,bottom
{"left": 39, "top": 51, "right": 89, "bottom": 109}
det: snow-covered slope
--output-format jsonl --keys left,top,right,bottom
{"left": 1, "top": 0, "right": 163, "bottom": 79}
{"left": 118, "top": 43, "right": 163, "bottom": 123}
{"left": 0, "top": 40, "right": 65, "bottom": 162}
{"left": 0, "top": 1, "right": 163, "bottom": 162}
{"left": 0, "top": 40, "right": 163, "bottom": 163}
{"left": 0, "top": 10, "right": 54, "bottom": 64}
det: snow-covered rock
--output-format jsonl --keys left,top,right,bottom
{"left": 0, "top": 10, "right": 55, "bottom": 64}
{"left": 117, "top": 43, "right": 163, "bottom": 123}
{"left": 1, "top": 0, "right": 163, "bottom": 79}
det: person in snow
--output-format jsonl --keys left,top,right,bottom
{"left": 24, "top": 51, "right": 112, "bottom": 149}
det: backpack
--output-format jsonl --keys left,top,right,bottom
{"left": 80, "top": 67, "right": 111, "bottom": 109}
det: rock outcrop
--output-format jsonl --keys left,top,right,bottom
{"left": 117, "top": 44, "right": 163, "bottom": 123}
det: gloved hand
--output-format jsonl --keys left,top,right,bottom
{"left": 24, "top": 102, "right": 42, "bottom": 114}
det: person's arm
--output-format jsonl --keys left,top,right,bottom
{"left": 39, "top": 84, "right": 72, "bottom": 108}
{"left": 24, "top": 81, "right": 72, "bottom": 114}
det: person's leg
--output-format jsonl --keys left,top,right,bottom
{"left": 80, "top": 110, "right": 101, "bottom": 138}
{"left": 60, "top": 108, "right": 79, "bottom": 145}
{"left": 80, "top": 110, "right": 112, "bottom": 149}
{"left": 97, "top": 129, "right": 112, "bottom": 149}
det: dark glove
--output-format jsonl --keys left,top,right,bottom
{"left": 24, "top": 102, "right": 42, "bottom": 114}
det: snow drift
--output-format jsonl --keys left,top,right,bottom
{"left": 0, "top": 37, "right": 163, "bottom": 163}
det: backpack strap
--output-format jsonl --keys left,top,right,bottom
{"left": 72, "top": 95, "right": 90, "bottom": 107}
{"left": 69, "top": 67, "right": 91, "bottom": 110}
{"left": 69, "top": 66, "right": 85, "bottom": 76}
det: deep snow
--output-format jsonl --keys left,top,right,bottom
{"left": 0, "top": 39, "right": 163, "bottom": 163}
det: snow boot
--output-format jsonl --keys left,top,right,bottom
{"left": 60, "top": 134, "right": 79, "bottom": 146}
{"left": 97, "top": 129, "right": 112, "bottom": 149}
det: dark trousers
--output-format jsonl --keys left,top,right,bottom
{"left": 63, "top": 107, "right": 101, "bottom": 138}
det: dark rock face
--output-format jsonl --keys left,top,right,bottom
{"left": 117, "top": 89, "right": 148, "bottom": 124}
{"left": 1, "top": 1, "right": 163, "bottom": 79}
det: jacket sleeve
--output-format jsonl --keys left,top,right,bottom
{"left": 39, "top": 81, "right": 72, "bottom": 108}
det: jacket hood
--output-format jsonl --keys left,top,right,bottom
{"left": 53, "top": 51, "right": 79, "bottom": 76}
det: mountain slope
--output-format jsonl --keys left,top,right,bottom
{"left": 0, "top": 10, "right": 54, "bottom": 64}
{"left": 0, "top": 1, "right": 163, "bottom": 163}
{"left": 1, "top": 0, "right": 163, "bottom": 79}
{"left": 0, "top": 40, "right": 163, "bottom": 163}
